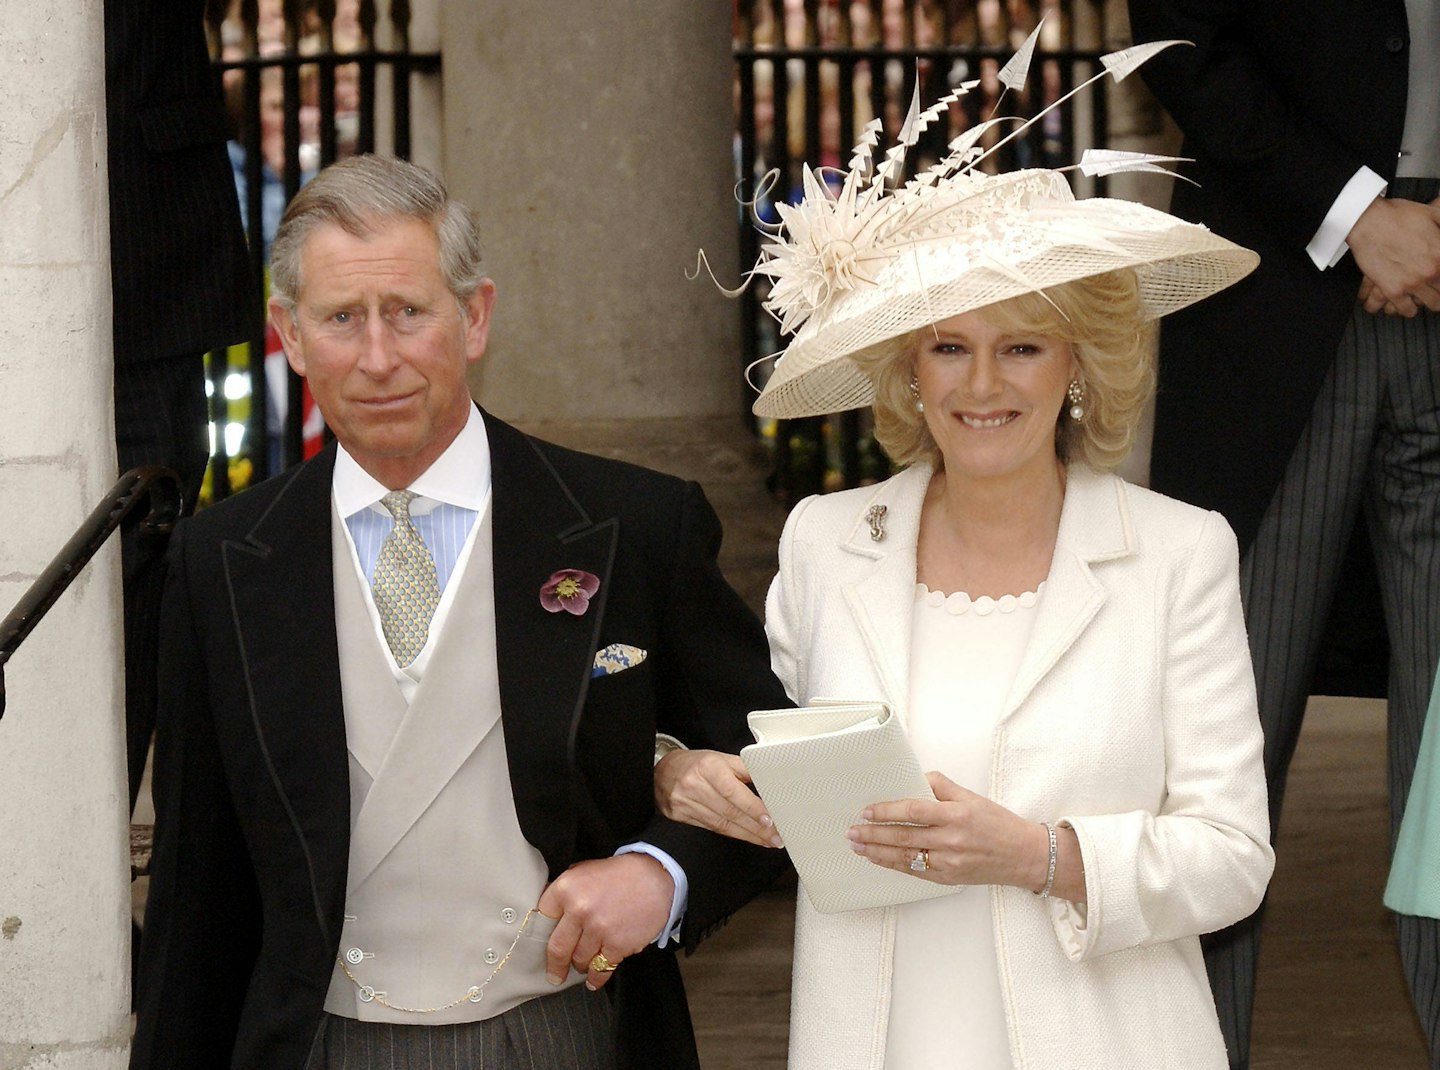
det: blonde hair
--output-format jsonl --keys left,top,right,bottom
{"left": 851, "top": 269, "right": 1155, "bottom": 472}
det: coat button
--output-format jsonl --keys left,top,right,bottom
{"left": 484, "top": 948, "right": 500, "bottom": 964}
{"left": 501, "top": 907, "right": 518, "bottom": 924}
{"left": 1386, "top": 34, "right": 1406, "bottom": 52}
{"left": 345, "top": 947, "right": 365, "bottom": 965}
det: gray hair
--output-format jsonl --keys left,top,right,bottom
{"left": 269, "top": 155, "right": 486, "bottom": 310}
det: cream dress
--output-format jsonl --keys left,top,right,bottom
{"left": 884, "top": 583, "right": 1042, "bottom": 1070}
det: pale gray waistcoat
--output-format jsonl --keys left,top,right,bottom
{"left": 322, "top": 504, "right": 581, "bottom": 1024}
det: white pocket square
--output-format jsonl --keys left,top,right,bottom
{"left": 592, "top": 643, "right": 647, "bottom": 677}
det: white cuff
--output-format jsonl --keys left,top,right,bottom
{"left": 653, "top": 732, "right": 688, "bottom": 767}
{"left": 615, "top": 842, "right": 688, "bottom": 948}
{"left": 1305, "top": 166, "right": 1387, "bottom": 270}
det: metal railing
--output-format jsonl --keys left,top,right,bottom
{"left": 0, "top": 467, "right": 182, "bottom": 720}
{"left": 732, "top": 0, "right": 1117, "bottom": 504}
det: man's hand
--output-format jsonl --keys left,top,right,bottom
{"left": 655, "top": 749, "right": 782, "bottom": 849}
{"left": 536, "top": 854, "right": 674, "bottom": 991}
{"left": 1349, "top": 196, "right": 1440, "bottom": 317}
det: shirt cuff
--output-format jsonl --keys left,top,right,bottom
{"left": 654, "top": 732, "right": 688, "bottom": 767}
{"left": 1305, "top": 166, "right": 1388, "bottom": 270}
{"left": 615, "top": 842, "right": 688, "bottom": 948}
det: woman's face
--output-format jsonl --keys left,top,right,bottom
{"left": 912, "top": 308, "right": 1077, "bottom": 486}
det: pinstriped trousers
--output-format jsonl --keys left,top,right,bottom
{"left": 1202, "top": 178, "right": 1440, "bottom": 1070}
{"left": 305, "top": 983, "right": 616, "bottom": 1069}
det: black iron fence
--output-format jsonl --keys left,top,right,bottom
{"left": 202, "top": 0, "right": 439, "bottom": 502}
{"left": 732, "top": 0, "right": 1119, "bottom": 504}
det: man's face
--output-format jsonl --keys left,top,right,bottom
{"left": 271, "top": 218, "right": 496, "bottom": 488}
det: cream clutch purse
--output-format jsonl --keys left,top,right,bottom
{"left": 741, "top": 700, "right": 955, "bottom": 913}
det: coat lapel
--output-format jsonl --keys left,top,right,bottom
{"left": 835, "top": 464, "right": 1134, "bottom": 725}
{"left": 220, "top": 447, "right": 350, "bottom": 943}
{"left": 485, "top": 412, "right": 618, "bottom": 874}
{"left": 1002, "top": 467, "right": 1134, "bottom": 720}
{"left": 838, "top": 465, "right": 933, "bottom": 718}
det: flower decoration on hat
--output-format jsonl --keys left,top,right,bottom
{"left": 540, "top": 569, "right": 600, "bottom": 616}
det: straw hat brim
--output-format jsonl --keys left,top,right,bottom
{"left": 752, "top": 194, "right": 1259, "bottom": 420}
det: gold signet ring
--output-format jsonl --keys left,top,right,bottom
{"left": 588, "top": 951, "right": 619, "bottom": 973}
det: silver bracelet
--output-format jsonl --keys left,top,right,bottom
{"left": 1036, "top": 822, "right": 1057, "bottom": 899}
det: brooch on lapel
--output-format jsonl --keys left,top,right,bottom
{"left": 865, "top": 504, "right": 887, "bottom": 542}
{"left": 540, "top": 569, "right": 600, "bottom": 616}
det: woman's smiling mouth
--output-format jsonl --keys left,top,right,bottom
{"left": 959, "top": 411, "right": 1019, "bottom": 430}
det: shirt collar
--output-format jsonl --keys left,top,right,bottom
{"left": 333, "top": 403, "right": 491, "bottom": 519}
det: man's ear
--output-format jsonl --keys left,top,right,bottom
{"left": 269, "top": 299, "right": 306, "bottom": 376}
{"left": 463, "top": 279, "right": 498, "bottom": 367}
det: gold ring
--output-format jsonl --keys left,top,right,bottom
{"left": 588, "top": 951, "right": 619, "bottom": 973}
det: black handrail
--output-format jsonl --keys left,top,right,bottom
{"left": 0, "top": 466, "right": 182, "bottom": 720}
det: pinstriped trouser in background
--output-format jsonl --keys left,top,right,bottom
{"left": 306, "top": 983, "right": 616, "bottom": 1069}
{"left": 1201, "top": 177, "right": 1440, "bottom": 1070}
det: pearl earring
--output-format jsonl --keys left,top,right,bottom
{"left": 1067, "top": 379, "right": 1085, "bottom": 421}
{"left": 910, "top": 374, "right": 924, "bottom": 414}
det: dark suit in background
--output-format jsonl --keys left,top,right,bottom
{"left": 1128, "top": 2, "right": 1440, "bottom": 1065}
{"left": 104, "top": 0, "right": 257, "bottom": 806}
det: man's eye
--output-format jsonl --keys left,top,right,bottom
{"left": 333, "top": 311, "right": 352, "bottom": 324}
{"left": 401, "top": 305, "right": 419, "bottom": 317}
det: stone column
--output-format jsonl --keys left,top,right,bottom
{"left": 0, "top": 1, "right": 131, "bottom": 1067}
{"left": 439, "top": 1, "right": 785, "bottom": 608}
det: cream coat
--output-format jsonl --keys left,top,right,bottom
{"left": 767, "top": 464, "right": 1275, "bottom": 1069}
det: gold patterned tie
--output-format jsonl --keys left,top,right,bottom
{"left": 371, "top": 490, "right": 441, "bottom": 667}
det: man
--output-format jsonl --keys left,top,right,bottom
{"left": 1126, "top": 3, "right": 1440, "bottom": 1066}
{"left": 130, "top": 155, "right": 790, "bottom": 1069}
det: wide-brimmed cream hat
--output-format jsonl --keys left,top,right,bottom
{"left": 746, "top": 38, "right": 1259, "bottom": 419}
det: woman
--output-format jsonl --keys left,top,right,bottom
{"left": 659, "top": 79, "right": 1274, "bottom": 1068}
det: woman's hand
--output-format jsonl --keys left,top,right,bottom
{"left": 848, "top": 771, "right": 1084, "bottom": 898}
{"left": 654, "top": 749, "right": 783, "bottom": 848}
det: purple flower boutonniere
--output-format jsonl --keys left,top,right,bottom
{"left": 540, "top": 569, "right": 600, "bottom": 616}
